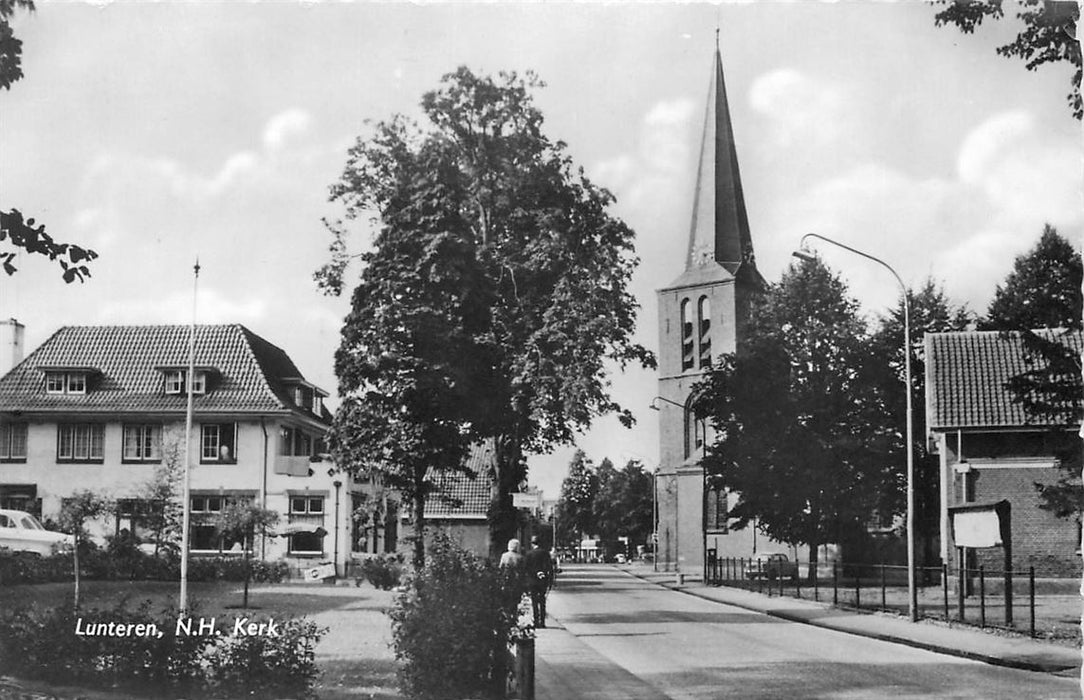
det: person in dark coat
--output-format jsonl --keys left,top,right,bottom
{"left": 523, "top": 535, "right": 554, "bottom": 628}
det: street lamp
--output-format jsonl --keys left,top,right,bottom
{"left": 792, "top": 232, "right": 918, "bottom": 622}
{"left": 649, "top": 395, "right": 685, "bottom": 411}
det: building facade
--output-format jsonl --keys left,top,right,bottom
{"left": 926, "top": 329, "right": 1083, "bottom": 578}
{"left": 654, "top": 45, "right": 773, "bottom": 574}
{"left": 0, "top": 323, "right": 370, "bottom": 576}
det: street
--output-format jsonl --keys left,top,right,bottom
{"left": 544, "top": 564, "right": 1079, "bottom": 700}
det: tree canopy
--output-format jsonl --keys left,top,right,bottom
{"left": 593, "top": 458, "right": 654, "bottom": 553}
{"left": 694, "top": 257, "right": 894, "bottom": 572}
{"left": 320, "top": 67, "right": 652, "bottom": 559}
{"left": 981, "top": 224, "right": 1082, "bottom": 331}
{"left": 934, "top": 0, "right": 1082, "bottom": 120}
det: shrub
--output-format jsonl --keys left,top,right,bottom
{"left": 206, "top": 618, "right": 324, "bottom": 699}
{"left": 361, "top": 553, "right": 404, "bottom": 590}
{"left": 0, "top": 601, "right": 323, "bottom": 699}
{"left": 0, "top": 550, "right": 289, "bottom": 586}
{"left": 389, "top": 535, "right": 522, "bottom": 700}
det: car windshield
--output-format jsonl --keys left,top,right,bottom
{"left": 19, "top": 515, "right": 44, "bottom": 531}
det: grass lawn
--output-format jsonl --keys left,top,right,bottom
{"left": 0, "top": 579, "right": 404, "bottom": 699}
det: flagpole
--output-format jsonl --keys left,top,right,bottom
{"left": 180, "top": 258, "right": 200, "bottom": 611}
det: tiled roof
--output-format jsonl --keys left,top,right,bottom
{"left": 925, "top": 329, "right": 1083, "bottom": 431}
{"left": 0, "top": 324, "right": 328, "bottom": 421}
{"left": 427, "top": 441, "right": 495, "bottom": 518}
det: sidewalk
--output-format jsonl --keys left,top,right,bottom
{"left": 628, "top": 567, "right": 1081, "bottom": 675}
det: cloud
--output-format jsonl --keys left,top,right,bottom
{"left": 749, "top": 68, "right": 851, "bottom": 153}
{"left": 263, "top": 108, "right": 313, "bottom": 151}
{"left": 764, "top": 109, "right": 1082, "bottom": 316}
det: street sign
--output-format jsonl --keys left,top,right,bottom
{"left": 512, "top": 492, "right": 542, "bottom": 509}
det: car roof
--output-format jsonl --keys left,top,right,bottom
{"left": 0, "top": 509, "right": 35, "bottom": 518}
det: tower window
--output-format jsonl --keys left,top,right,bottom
{"left": 680, "top": 299, "right": 695, "bottom": 371}
{"left": 698, "top": 296, "right": 712, "bottom": 368}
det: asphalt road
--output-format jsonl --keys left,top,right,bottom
{"left": 546, "top": 564, "right": 1079, "bottom": 700}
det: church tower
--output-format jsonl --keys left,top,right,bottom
{"left": 655, "top": 40, "right": 764, "bottom": 574}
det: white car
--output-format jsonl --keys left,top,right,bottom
{"left": 0, "top": 509, "right": 74, "bottom": 556}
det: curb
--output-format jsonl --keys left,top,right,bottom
{"left": 619, "top": 567, "right": 1078, "bottom": 675}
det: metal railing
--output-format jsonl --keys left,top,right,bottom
{"left": 705, "top": 557, "right": 1071, "bottom": 640}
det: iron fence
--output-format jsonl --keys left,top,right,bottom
{"left": 705, "top": 557, "right": 1077, "bottom": 642}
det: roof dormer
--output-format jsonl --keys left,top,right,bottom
{"left": 283, "top": 378, "right": 328, "bottom": 416}
{"left": 156, "top": 365, "right": 220, "bottom": 396}
{"left": 39, "top": 365, "right": 100, "bottom": 395}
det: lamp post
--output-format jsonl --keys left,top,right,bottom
{"left": 332, "top": 479, "right": 342, "bottom": 577}
{"left": 651, "top": 396, "right": 688, "bottom": 574}
{"left": 792, "top": 232, "right": 917, "bottom": 622}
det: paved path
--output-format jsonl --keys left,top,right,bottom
{"left": 535, "top": 564, "right": 1080, "bottom": 700}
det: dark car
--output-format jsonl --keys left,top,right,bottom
{"left": 743, "top": 552, "right": 799, "bottom": 581}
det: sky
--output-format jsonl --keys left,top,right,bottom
{"left": 2, "top": 2, "right": 1081, "bottom": 500}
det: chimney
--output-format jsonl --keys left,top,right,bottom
{"left": 0, "top": 318, "right": 25, "bottom": 377}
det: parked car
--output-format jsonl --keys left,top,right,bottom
{"left": 743, "top": 552, "right": 799, "bottom": 581}
{"left": 0, "top": 509, "right": 74, "bottom": 556}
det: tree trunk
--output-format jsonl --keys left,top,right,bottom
{"left": 73, "top": 534, "right": 81, "bottom": 609}
{"left": 412, "top": 491, "right": 425, "bottom": 569}
{"left": 243, "top": 538, "right": 251, "bottom": 609}
{"left": 806, "top": 540, "right": 819, "bottom": 584}
{"left": 488, "top": 436, "right": 524, "bottom": 560}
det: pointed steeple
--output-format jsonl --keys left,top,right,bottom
{"left": 685, "top": 41, "right": 758, "bottom": 278}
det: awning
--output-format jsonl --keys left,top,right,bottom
{"left": 272, "top": 523, "right": 328, "bottom": 538}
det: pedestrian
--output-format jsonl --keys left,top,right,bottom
{"left": 523, "top": 535, "right": 554, "bottom": 628}
{"left": 499, "top": 538, "right": 523, "bottom": 570}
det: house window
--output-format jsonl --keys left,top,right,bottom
{"left": 57, "top": 424, "right": 104, "bottom": 462}
{"left": 45, "top": 372, "right": 88, "bottom": 395}
{"left": 189, "top": 494, "right": 252, "bottom": 553}
{"left": 164, "top": 370, "right": 206, "bottom": 395}
{"left": 280, "top": 427, "right": 313, "bottom": 457}
{"left": 680, "top": 299, "right": 695, "bottom": 371}
{"left": 122, "top": 424, "right": 162, "bottom": 462}
{"left": 312, "top": 395, "right": 323, "bottom": 415}
{"left": 288, "top": 495, "right": 325, "bottom": 555}
{"left": 697, "top": 296, "right": 712, "bottom": 369}
{"left": 201, "top": 424, "right": 237, "bottom": 463}
{"left": 114, "top": 498, "right": 162, "bottom": 541}
{"left": 0, "top": 423, "right": 28, "bottom": 461}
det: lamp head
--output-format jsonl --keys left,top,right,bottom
{"left": 791, "top": 249, "right": 817, "bottom": 264}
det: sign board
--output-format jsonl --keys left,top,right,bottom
{"left": 949, "top": 500, "right": 1011, "bottom": 549}
{"left": 304, "top": 563, "right": 336, "bottom": 582}
{"left": 512, "top": 492, "right": 542, "bottom": 509}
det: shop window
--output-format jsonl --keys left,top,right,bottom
{"left": 288, "top": 495, "right": 325, "bottom": 555}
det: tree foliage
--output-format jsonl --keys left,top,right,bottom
{"left": 0, "top": 0, "right": 33, "bottom": 91}
{"left": 981, "top": 224, "right": 1082, "bottom": 331}
{"left": 978, "top": 226, "right": 1083, "bottom": 518}
{"left": 869, "top": 279, "right": 973, "bottom": 560}
{"left": 695, "top": 258, "right": 893, "bottom": 573}
{"left": 320, "top": 67, "right": 653, "bottom": 559}
{"left": 57, "top": 490, "right": 111, "bottom": 608}
{"left": 213, "top": 502, "right": 279, "bottom": 609}
{"left": 933, "top": 0, "right": 1082, "bottom": 120}
{"left": 593, "top": 458, "right": 654, "bottom": 552}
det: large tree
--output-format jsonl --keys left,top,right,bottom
{"left": 1, "top": 1, "right": 98, "bottom": 280}
{"left": 980, "top": 224, "right": 1082, "bottom": 331}
{"left": 319, "top": 67, "right": 652, "bottom": 560}
{"left": 869, "top": 279, "right": 973, "bottom": 564}
{"left": 979, "top": 225, "right": 1083, "bottom": 519}
{"left": 933, "top": 0, "right": 1082, "bottom": 120}
{"left": 695, "top": 257, "right": 893, "bottom": 577}
{"left": 593, "top": 458, "right": 654, "bottom": 555}
{"left": 554, "top": 449, "right": 597, "bottom": 548}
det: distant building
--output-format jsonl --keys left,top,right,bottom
{"left": 0, "top": 323, "right": 370, "bottom": 575}
{"left": 408, "top": 441, "right": 496, "bottom": 558}
{"left": 925, "top": 329, "right": 1083, "bottom": 577}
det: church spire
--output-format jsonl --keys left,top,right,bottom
{"left": 685, "top": 42, "right": 757, "bottom": 277}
